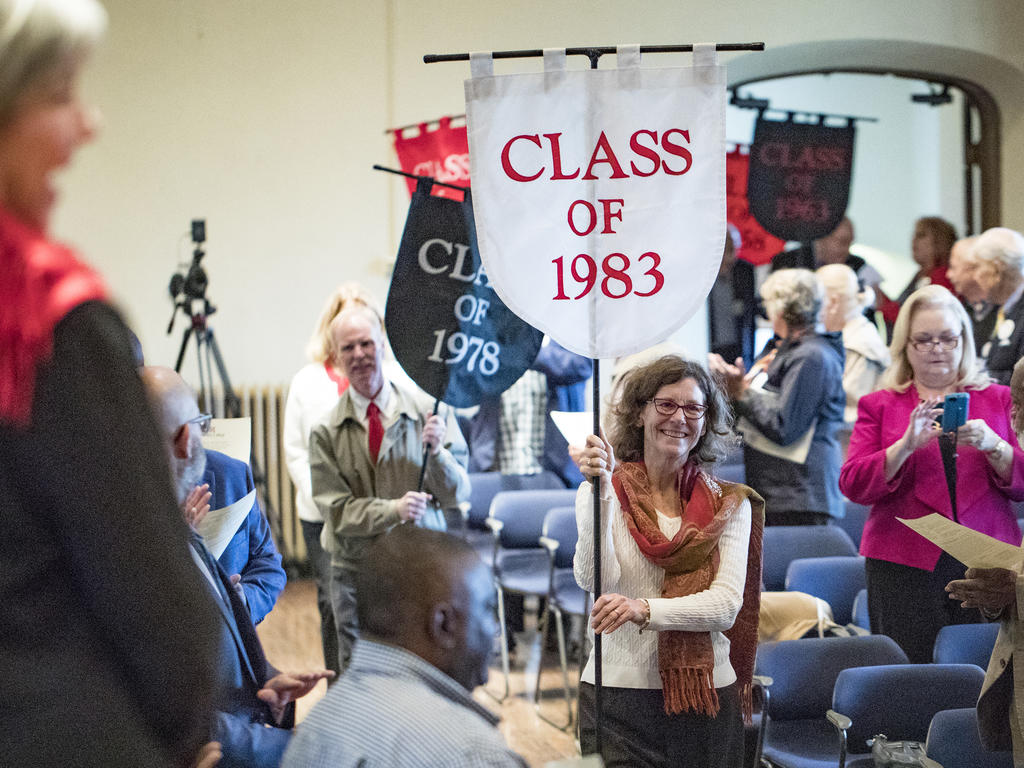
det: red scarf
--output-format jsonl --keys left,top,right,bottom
{"left": 0, "top": 206, "right": 107, "bottom": 427}
{"left": 612, "top": 460, "right": 764, "bottom": 720}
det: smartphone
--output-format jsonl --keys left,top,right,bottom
{"left": 940, "top": 392, "right": 969, "bottom": 432}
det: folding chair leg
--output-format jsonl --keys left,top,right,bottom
{"left": 532, "top": 602, "right": 550, "bottom": 709}
{"left": 483, "top": 583, "right": 511, "bottom": 702}
{"left": 534, "top": 604, "right": 575, "bottom": 731}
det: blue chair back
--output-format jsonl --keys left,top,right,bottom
{"left": 932, "top": 621, "right": 1000, "bottom": 668}
{"left": 926, "top": 708, "right": 1013, "bottom": 768}
{"left": 467, "top": 471, "right": 565, "bottom": 529}
{"left": 755, "top": 635, "right": 908, "bottom": 722}
{"left": 832, "top": 663, "right": 985, "bottom": 754}
{"left": 784, "top": 556, "right": 866, "bottom": 626}
{"left": 489, "top": 488, "right": 577, "bottom": 549}
{"left": 851, "top": 588, "right": 870, "bottom": 631}
{"left": 761, "top": 525, "right": 858, "bottom": 591}
{"left": 715, "top": 461, "right": 746, "bottom": 485}
{"left": 542, "top": 506, "right": 578, "bottom": 569}
{"left": 837, "top": 499, "right": 870, "bottom": 549}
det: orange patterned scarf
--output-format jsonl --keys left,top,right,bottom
{"left": 0, "top": 205, "right": 107, "bottom": 427}
{"left": 612, "top": 460, "right": 764, "bottom": 720}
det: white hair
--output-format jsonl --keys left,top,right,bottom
{"left": 760, "top": 268, "right": 823, "bottom": 330}
{"left": 0, "top": 0, "right": 106, "bottom": 125}
{"left": 817, "top": 263, "right": 873, "bottom": 321}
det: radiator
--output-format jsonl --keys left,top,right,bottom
{"left": 203, "top": 385, "right": 304, "bottom": 566}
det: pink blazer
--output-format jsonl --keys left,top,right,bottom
{"left": 840, "top": 384, "right": 1024, "bottom": 570}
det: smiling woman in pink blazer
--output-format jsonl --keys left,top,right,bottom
{"left": 840, "top": 285, "right": 1024, "bottom": 663}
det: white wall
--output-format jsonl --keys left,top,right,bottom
{"left": 50, "top": 0, "right": 1024, "bottom": 387}
{"left": 727, "top": 72, "right": 963, "bottom": 298}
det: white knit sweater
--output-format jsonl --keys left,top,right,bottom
{"left": 573, "top": 479, "right": 751, "bottom": 690}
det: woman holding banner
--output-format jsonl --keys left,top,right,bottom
{"left": 840, "top": 284, "right": 1024, "bottom": 663}
{"left": 573, "top": 356, "right": 763, "bottom": 768}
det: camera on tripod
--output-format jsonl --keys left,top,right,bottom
{"left": 169, "top": 219, "right": 209, "bottom": 303}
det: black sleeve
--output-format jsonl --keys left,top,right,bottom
{"left": 28, "top": 301, "right": 220, "bottom": 766}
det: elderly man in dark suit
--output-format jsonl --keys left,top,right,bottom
{"left": 142, "top": 366, "right": 332, "bottom": 768}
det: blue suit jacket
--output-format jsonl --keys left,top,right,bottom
{"left": 203, "top": 449, "right": 286, "bottom": 624}
{"left": 190, "top": 535, "right": 292, "bottom": 768}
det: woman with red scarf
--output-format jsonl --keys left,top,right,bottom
{"left": 574, "top": 356, "right": 764, "bottom": 768}
{"left": 0, "top": 2, "right": 217, "bottom": 765}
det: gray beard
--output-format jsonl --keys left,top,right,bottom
{"left": 174, "top": 448, "right": 207, "bottom": 505}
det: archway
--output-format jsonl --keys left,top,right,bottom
{"left": 727, "top": 39, "right": 1024, "bottom": 231}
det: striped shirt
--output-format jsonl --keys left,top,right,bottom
{"left": 281, "top": 640, "right": 526, "bottom": 768}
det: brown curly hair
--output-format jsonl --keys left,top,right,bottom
{"left": 608, "top": 355, "right": 737, "bottom": 465}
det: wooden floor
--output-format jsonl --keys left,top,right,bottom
{"left": 257, "top": 579, "right": 580, "bottom": 766}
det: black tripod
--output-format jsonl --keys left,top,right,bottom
{"left": 171, "top": 298, "right": 240, "bottom": 418}
{"left": 167, "top": 220, "right": 281, "bottom": 556}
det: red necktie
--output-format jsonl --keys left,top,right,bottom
{"left": 366, "top": 401, "right": 383, "bottom": 463}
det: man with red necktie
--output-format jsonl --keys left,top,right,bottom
{"left": 309, "top": 304, "right": 470, "bottom": 673}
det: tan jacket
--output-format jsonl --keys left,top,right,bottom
{"left": 977, "top": 573, "right": 1024, "bottom": 765}
{"left": 310, "top": 383, "right": 469, "bottom": 570}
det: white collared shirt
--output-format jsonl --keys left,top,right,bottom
{"left": 347, "top": 378, "right": 396, "bottom": 430}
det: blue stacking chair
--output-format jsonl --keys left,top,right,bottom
{"left": 926, "top": 707, "right": 1013, "bottom": 768}
{"left": 762, "top": 525, "right": 858, "bottom": 592}
{"left": 785, "top": 556, "right": 866, "bottom": 626}
{"left": 463, "top": 471, "right": 565, "bottom": 564}
{"left": 533, "top": 505, "right": 590, "bottom": 730}
{"left": 754, "top": 635, "right": 909, "bottom": 768}
{"left": 851, "top": 588, "right": 870, "bottom": 632}
{"left": 485, "top": 488, "right": 577, "bottom": 700}
{"left": 932, "top": 621, "right": 1000, "bottom": 669}
{"left": 837, "top": 500, "right": 870, "bottom": 550}
{"left": 827, "top": 663, "right": 985, "bottom": 767}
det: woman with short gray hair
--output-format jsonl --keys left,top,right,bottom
{"left": 710, "top": 269, "right": 845, "bottom": 525}
{"left": 1, "top": 1, "right": 219, "bottom": 764}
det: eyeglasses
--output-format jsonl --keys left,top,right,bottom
{"left": 649, "top": 398, "right": 707, "bottom": 419}
{"left": 185, "top": 413, "right": 213, "bottom": 434}
{"left": 909, "top": 333, "right": 961, "bottom": 352}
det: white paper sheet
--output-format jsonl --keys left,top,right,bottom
{"left": 197, "top": 488, "right": 256, "bottom": 560}
{"left": 898, "top": 513, "right": 1024, "bottom": 570}
{"left": 550, "top": 411, "right": 594, "bottom": 448}
{"left": 201, "top": 417, "right": 251, "bottom": 464}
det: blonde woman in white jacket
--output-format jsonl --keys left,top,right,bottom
{"left": 818, "top": 263, "right": 891, "bottom": 424}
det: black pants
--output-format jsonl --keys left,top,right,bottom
{"left": 866, "top": 552, "right": 982, "bottom": 664}
{"left": 300, "top": 520, "right": 340, "bottom": 678}
{"left": 579, "top": 682, "right": 743, "bottom": 768}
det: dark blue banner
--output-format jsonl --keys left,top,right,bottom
{"left": 385, "top": 178, "right": 543, "bottom": 407}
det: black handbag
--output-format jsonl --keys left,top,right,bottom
{"left": 868, "top": 735, "right": 943, "bottom": 767}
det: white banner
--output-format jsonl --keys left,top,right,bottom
{"left": 465, "top": 45, "right": 726, "bottom": 359}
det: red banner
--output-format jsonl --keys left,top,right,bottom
{"left": 392, "top": 116, "right": 470, "bottom": 201}
{"left": 727, "top": 147, "right": 786, "bottom": 266}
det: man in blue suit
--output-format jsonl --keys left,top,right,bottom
{"left": 202, "top": 448, "right": 286, "bottom": 624}
{"left": 142, "top": 366, "right": 332, "bottom": 767}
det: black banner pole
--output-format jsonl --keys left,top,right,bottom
{"left": 417, "top": 398, "right": 441, "bottom": 492}
{"left": 424, "top": 42, "right": 765, "bottom": 64}
{"left": 371, "top": 163, "right": 469, "bottom": 193}
{"left": 586, "top": 50, "right": 604, "bottom": 758}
